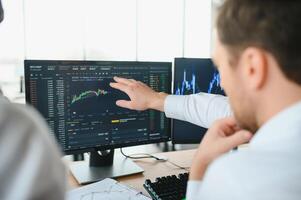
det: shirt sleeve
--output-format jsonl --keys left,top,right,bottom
{"left": 0, "top": 98, "right": 66, "bottom": 200}
{"left": 186, "top": 181, "right": 203, "bottom": 200}
{"left": 164, "top": 93, "right": 232, "bottom": 128}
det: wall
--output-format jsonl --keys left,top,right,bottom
{"left": 0, "top": 0, "right": 212, "bottom": 82}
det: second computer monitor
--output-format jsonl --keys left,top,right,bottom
{"left": 172, "top": 58, "right": 225, "bottom": 144}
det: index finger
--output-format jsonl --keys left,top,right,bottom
{"left": 110, "top": 82, "right": 130, "bottom": 94}
{"left": 217, "top": 117, "right": 241, "bottom": 136}
{"left": 218, "top": 117, "right": 237, "bottom": 127}
{"left": 113, "top": 76, "right": 135, "bottom": 85}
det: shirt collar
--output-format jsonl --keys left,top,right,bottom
{"left": 249, "top": 100, "right": 301, "bottom": 151}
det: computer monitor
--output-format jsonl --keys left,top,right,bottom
{"left": 25, "top": 60, "right": 171, "bottom": 184}
{"left": 172, "top": 58, "right": 225, "bottom": 144}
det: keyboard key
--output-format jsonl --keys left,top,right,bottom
{"left": 143, "top": 173, "right": 189, "bottom": 200}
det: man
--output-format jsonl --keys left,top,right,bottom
{"left": 112, "top": 0, "right": 301, "bottom": 199}
{"left": 0, "top": 1, "right": 66, "bottom": 200}
{"left": 186, "top": 0, "right": 301, "bottom": 198}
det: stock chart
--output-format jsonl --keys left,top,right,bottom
{"left": 175, "top": 61, "right": 223, "bottom": 96}
{"left": 25, "top": 61, "right": 171, "bottom": 152}
{"left": 71, "top": 88, "right": 109, "bottom": 105}
{"left": 68, "top": 77, "right": 129, "bottom": 116}
{"left": 172, "top": 58, "right": 225, "bottom": 144}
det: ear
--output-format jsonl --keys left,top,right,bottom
{"left": 240, "top": 47, "right": 267, "bottom": 90}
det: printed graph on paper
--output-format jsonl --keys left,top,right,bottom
{"left": 67, "top": 178, "right": 150, "bottom": 200}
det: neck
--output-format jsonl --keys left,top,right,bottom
{"left": 256, "top": 81, "right": 301, "bottom": 128}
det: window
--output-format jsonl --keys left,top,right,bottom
{"left": 0, "top": 0, "right": 212, "bottom": 86}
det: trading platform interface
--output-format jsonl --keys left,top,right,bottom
{"left": 174, "top": 59, "right": 224, "bottom": 96}
{"left": 25, "top": 61, "right": 171, "bottom": 153}
{"left": 173, "top": 58, "right": 225, "bottom": 144}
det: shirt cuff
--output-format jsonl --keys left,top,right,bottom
{"left": 164, "top": 95, "right": 186, "bottom": 120}
{"left": 186, "top": 180, "right": 203, "bottom": 200}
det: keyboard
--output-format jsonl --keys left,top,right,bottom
{"left": 143, "top": 172, "right": 189, "bottom": 200}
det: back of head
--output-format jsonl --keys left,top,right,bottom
{"left": 0, "top": 0, "right": 3, "bottom": 23}
{"left": 216, "top": 0, "right": 301, "bottom": 85}
{"left": 0, "top": 0, "right": 3, "bottom": 95}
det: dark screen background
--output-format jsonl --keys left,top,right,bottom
{"left": 172, "top": 58, "right": 225, "bottom": 144}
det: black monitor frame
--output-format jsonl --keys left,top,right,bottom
{"left": 25, "top": 60, "right": 172, "bottom": 155}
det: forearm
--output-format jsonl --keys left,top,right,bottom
{"left": 189, "top": 147, "right": 212, "bottom": 180}
{"left": 165, "top": 93, "right": 232, "bottom": 128}
{"left": 148, "top": 92, "right": 169, "bottom": 112}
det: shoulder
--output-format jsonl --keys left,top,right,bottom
{"left": 0, "top": 97, "right": 47, "bottom": 136}
{"left": 205, "top": 150, "right": 260, "bottom": 180}
{"left": 0, "top": 97, "right": 66, "bottom": 200}
{"left": 0, "top": 97, "right": 61, "bottom": 155}
{"left": 199, "top": 150, "right": 257, "bottom": 199}
{"left": 0, "top": 97, "right": 42, "bottom": 125}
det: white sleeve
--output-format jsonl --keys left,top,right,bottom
{"left": 186, "top": 181, "right": 203, "bottom": 200}
{"left": 164, "top": 93, "right": 232, "bottom": 128}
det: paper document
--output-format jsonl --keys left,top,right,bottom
{"left": 67, "top": 178, "right": 150, "bottom": 200}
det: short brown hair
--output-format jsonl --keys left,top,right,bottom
{"left": 217, "top": 0, "right": 301, "bottom": 85}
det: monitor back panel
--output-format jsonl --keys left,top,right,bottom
{"left": 25, "top": 60, "right": 171, "bottom": 154}
{"left": 172, "top": 58, "right": 224, "bottom": 144}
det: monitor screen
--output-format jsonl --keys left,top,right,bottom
{"left": 25, "top": 60, "right": 171, "bottom": 154}
{"left": 172, "top": 58, "right": 225, "bottom": 144}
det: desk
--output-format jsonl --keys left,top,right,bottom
{"left": 68, "top": 149, "right": 196, "bottom": 196}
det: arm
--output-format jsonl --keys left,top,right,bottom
{"left": 186, "top": 117, "right": 253, "bottom": 199}
{"left": 110, "top": 77, "right": 168, "bottom": 112}
{"left": 110, "top": 77, "right": 232, "bottom": 128}
{"left": 165, "top": 93, "right": 231, "bottom": 128}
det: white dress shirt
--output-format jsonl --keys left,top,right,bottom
{"left": 164, "top": 93, "right": 232, "bottom": 128}
{"left": 185, "top": 101, "right": 301, "bottom": 200}
{"left": 0, "top": 95, "right": 66, "bottom": 200}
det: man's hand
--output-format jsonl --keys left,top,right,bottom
{"left": 189, "top": 117, "right": 253, "bottom": 180}
{"left": 110, "top": 76, "right": 168, "bottom": 111}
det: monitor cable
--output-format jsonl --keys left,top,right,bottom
{"left": 120, "top": 148, "right": 190, "bottom": 172}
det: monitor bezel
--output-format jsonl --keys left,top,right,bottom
{"left": 24, "top": 59, "right": 172, "bottom": 155}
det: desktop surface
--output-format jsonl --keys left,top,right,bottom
{"left": 68, "top": 149, "right": 196, "bottom": 198}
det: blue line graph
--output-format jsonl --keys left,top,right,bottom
{"left": 175, "top": 70, "right": 198, "bottom": 95}
{"left": 208, "top": 71, "right": 222, "bottom": 93}
{"left": 175, "top": 69, "right": 223, "bottom": 95}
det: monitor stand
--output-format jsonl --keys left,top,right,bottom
{"left": 69, "top": 149, "right": 144, "bottom": 185}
